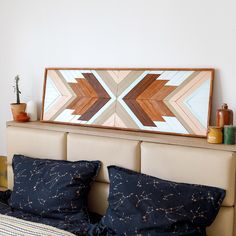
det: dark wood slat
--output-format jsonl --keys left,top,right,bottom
{"left": 79, "top": 98, "right": 110, "bottom": 121}
{"left": 83, "top": 73, "right": 110, "bottom": 98}
{"left": 124, "top": 74, "right": 160, "bottom": 99}
{"left": 122, "top": 74, "right": 160, "bottom": 126}
{"left": 67, "top": 78, "right": 99, "bottom": 115}
{"left": 136, "top": 80, "right": 176, "bottom": 121}
{"left": 124, "top": 99, "right": 155, "bottom": 126}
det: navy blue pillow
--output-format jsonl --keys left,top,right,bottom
{"left": 94, "top": 166, "right": 225, "bottom": 236}
{"left": 9, "top": 155, "right": 100, "bottom": 223}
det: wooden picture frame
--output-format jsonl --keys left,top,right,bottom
{"left": 41, "top": 68, "right": 214, "bottom": 137}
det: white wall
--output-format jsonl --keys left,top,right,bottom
{"left": 0, "top": 0, "right": 236, "bottom": 155}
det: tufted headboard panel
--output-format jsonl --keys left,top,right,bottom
{"left": 6, "top": 126, "right": 236, "bottom": 236}
{"left": 67, "top": 133, "right": 140, "bottom": 214}
{"left": 141, "top": 142, "right": 236, "bottom": 236}
{"left": 6, "top": 127, "right": 66, "bottom": 189}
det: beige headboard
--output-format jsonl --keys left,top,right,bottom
{"left": 6, "top": 126, "right": 236, "bottom": 236}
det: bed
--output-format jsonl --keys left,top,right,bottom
{"left": 5, "top": 124, "right": 236, "bottom": 236}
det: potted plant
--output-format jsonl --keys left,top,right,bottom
{"left": 10, "top": 75, "right": 26, "bottom": 121}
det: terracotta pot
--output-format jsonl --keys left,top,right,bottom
{"left": 10, "top": 103, "right": 27, "bottom": 121}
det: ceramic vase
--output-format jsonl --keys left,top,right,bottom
{"left": 26, "top": 101, "right": 37, "bottom": 121}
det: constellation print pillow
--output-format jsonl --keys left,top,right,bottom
{"left": 94, "top": 166, "right": 225, "bottom": 236}
{"left": 9, "top": 155, "right": 100, "bottom": 223}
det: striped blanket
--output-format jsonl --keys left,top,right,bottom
{"left": 0, "top": 214, "right": 76, "bottom": 236}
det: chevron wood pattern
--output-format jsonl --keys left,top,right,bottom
{"left": 42, "top": 68, "right": 214, "bottom": 137}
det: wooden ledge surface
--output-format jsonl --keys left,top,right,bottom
{"left": 6, "top": 121, "right": 236, "bottom": 152}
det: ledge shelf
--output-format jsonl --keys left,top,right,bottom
{"left": 6, "top": 121, "right": 236, "bottom": 152}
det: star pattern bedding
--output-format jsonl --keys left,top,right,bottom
{"left": 1, "top": 154, "right": 225, "bottom": 236}
{"left": 90, "top": 166, "right": 225, "bottom": 236}
{"left": 9, "top": 155, "right": 100, "bottom": 222}
{"left": 2, "top": 154, "right": 102, "bottom": 236}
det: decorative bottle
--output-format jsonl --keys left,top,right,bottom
{"left": 216, "top": 103, "right": 233, "bottom": 127}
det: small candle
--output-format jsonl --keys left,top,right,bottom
{"left": 26, "top": 101, "right": 38, "bottom": 121}
{"left": 224, "top": 125, "right": 236, "bottom": 145}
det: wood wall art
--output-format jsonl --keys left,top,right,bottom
{"left": 41, "top": 68, "right": 214, "bottom": 137}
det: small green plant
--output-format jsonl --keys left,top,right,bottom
{"left": 13, "top": 75, "right": 21, "bottom": 104}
